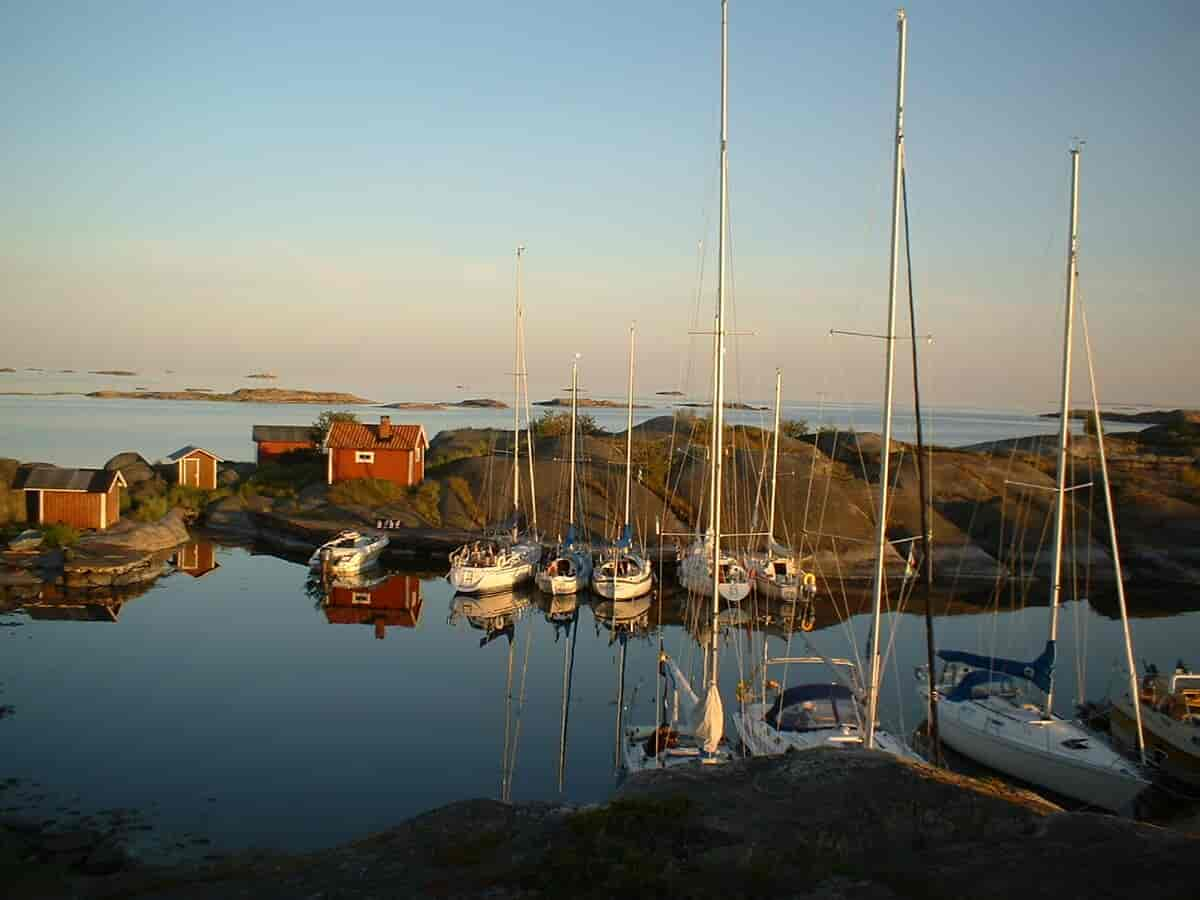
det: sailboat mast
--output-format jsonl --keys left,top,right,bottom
{"left": 709, "top": 0, "right": 730, "bottom": 684}
{"left": 1045, "top": 147, "right": 1081, "bottom": 716}
{"left": 1080, "top": 306, "right": 1146, "bottom": 763}
{"left": 569, "top": 358, "right": 578, "bottom": 532}
{"left": 624, "top": 324, "right": 636, "bottom": 529}
{"left": 866, "top": 8, "right": 907, "bottom": 750}
{"left": 513, "top": 246, "right": 524, "bottom": 524}
{"left": 768, "top": 369, "right": 782, "bottom": 545}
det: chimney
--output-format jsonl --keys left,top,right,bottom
{"left": 378, "top": 416, "right": 392, "bottom": 440}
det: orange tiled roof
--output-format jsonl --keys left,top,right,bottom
{"left": 325, "top": 421, "right": 427, "bottom": 451}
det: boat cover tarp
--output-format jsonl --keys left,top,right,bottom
{"left": 617, "top": 523, "right": 634, "bottom": 549}
{"left": 765, "top": 683, "right": 858, "bottom": 731}
{"left": 938, "top": 640, "right": 1056, "bottom": 701}
{"left": 692, "top": 683, "right": 725, "bottom": 754}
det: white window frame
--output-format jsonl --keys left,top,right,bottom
{"left": 355, "top": 451, "right": 375, "bottom": 464}
{"left": 351, "top": 592, "right": 371, "bottom": 605}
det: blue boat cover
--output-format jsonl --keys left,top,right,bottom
{"left": 937, "top": 640, "right": 1056, "bottom": 701}
{"left": 617, "top": 523, "right": 634, "bottom": 549}
{"left": 565, "top": 524, "right": 578, "bottom": 546}
{"left": 765, "top": 683, "right": 857, "bottom": 731}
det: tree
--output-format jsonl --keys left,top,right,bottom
{"left": 312, "top": 410, "right": 359, "bottom": 444}
{"left": 780, "top": 418, "right": 809, "bottom": 440}
{"left": 532, "top": 410, "right": 603, "bottom": 439}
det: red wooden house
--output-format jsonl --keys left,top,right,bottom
{"left": 323, "top": 417, "right": 428, "bottom": 487}
{"left": 251, "top": 425, "right": 318, "bottom": 464}
{"left": 322, "top": 573, "right": 423, "bottom": 639}
{"left": 17, "top": 467, "right": 126, "bottom": 531}
{"left": 166, "top": 446, "right": 221, "bottom": 490}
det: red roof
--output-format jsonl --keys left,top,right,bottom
{"left": 325, "top": 421, "right": 427, "bottom": 451}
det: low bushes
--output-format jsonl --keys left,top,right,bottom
{"left": 328, "top": 477, "right": 405, "bottom": 508}
{"left": 41, "top": 523, "right": 80, "bottom": 548}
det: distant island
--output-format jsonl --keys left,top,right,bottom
{"left": 677, "top": 401, "right": 768, "bottom": 411}
{"left": 89, "top": 369, "right": 137, "bottom": 376}
{"left": 0, "top": 368, "right": 14, "bottom": 373}
{"left": 656, "top": 390, "right": 685, "bottom": 396}
{"left": 1040, "top": 408, "right": 1199, "bottom": 425}
{"left": 58, "top": 369, "right": 75, "bottom": 374}
{"left": 245, "top": 372, "right": 278, "bottom": 380}
{"left": 86, "top": 387, "right": 372, "bottom": 404}
{"left": 533, "top": 397, "right": 650, "bottom": 409}
{"left": 381, "top": 398, "right": 508, "bottom": 411}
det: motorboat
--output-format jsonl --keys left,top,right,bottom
{"left": 307, "top": 530, "right": 388, "bottom": 575}
{"left": 1110, "top": 662, "right": 1200, "bottom": 787}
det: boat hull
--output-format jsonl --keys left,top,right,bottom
{"left": 735, "top": 702, "right": 919, "bottom": 762}
{"left": 933, "top": 695, "right": 1148, "bottom": 812}
{"left": 1110, "top": 693, "right": 1200, "bottom": 787}
{"left": 448, "top": 562, "right": 535, "bottom": 594}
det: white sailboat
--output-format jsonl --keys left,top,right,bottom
{"left": 447, "top": 246, "right": 542, "bottom": 594}
{"left": 592, "top": 324, "right": 653, "bottom": 601}
{"left": 736, "top": 10, "right": 915, "bottom": 765}
{"left": 536, "top": 357, "right": 593, "bottom": 595}
{"left": 623, "top": 0, "right": 737, "bottom": 774}
{"left": 746, "top": 370, "right": 818, "bottom": 604}
{"left": 917, "top": 146, "right": 1149, "bottom": 813}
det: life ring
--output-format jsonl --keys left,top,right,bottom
{"left": 801, "top": 607, "right": 816, "bottom": 632}
{"left": 802, "top": 572, "right": 817, "bottom": 594}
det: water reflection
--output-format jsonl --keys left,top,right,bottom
{"left": 313, "top": 571, "right": 424, "bottom": 639}
{"left": 173, "top": 540, "right": 220, "bottom": 579}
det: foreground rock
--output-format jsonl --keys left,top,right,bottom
{"left": 5, "top": 749, "right": 1196, "bottom": 899}
{"left": 81, "top": 509, "right": 190, "bottom": 553}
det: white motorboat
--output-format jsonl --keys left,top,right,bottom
{"left": 307, "top": 530, "right": 388, "bottom": 575}
{"left": 447, "top": 537, "right": 541, "bottom": 594}
{"left": 736, "top": 656, "right": 919, "bottom": 762}
{"left": 917, "top": 646, "right": 1148, "bottom": 811}
{"left": 1110, "top": 663, "right": 1200, "bottom": 787}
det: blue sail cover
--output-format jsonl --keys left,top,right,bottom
{"left": 565, "top": 524, "right": 578, "bottom": 546}
{"left": 616, "top": 523, "right": 634, "bottom": 549}
{"left": 938, "top": 640, "right": 1056, "bottom": 701}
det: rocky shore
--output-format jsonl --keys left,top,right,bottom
{"left": 4, "top": 749, "right": 1197, "bottom": 899}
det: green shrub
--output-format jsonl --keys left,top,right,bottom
{"left": 328, "top": 477, "right": 404, "bottom": 508}
{"left": 446, "top": 476, "right": 483, "bottom": 525}
{"left": 533, "top": 410, "right": 604, "bottom": 439}
{"left": 166, "top": 484, "right": 208, "bottom": 513}
{"left": 119, "top": 489, "right": 132, "bottom": 513}
{"left": 780, "top": 418, "right": 809, "bottom": 439}
{"left": 409, "top": 480, "right": 441, "bottom": 525}
{"left": 132, "top": 495, "right": 169, "bottom": 522}
{"left": 244, "top": 460, "right": 325, "bottom": 498}
{"left": 312, "top": 410, "right": 358, "bottom": 444}
{"left": 427, "top": 440, "right": 491, "bottom": 470}
{"left": 41, "top": 523, "right": 80, "bottom": 548}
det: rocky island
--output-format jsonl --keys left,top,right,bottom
{"left": 88, "top": 369, "right": 138, "bottom": 376}
{"left": 381, "top": 398, "right": 508, "bottom": 410}
{"left": 85, "top": 387, "right": 372, "bottom": 404}
{"left": 534, "top": 397, "right": 650, "bottom": 408}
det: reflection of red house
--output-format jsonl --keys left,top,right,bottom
{"left": 323, "top": 573, "right": 423, "bottom": 639}
{"left": 323, "top": 417, "right": 427, "bottom": 487}
{"left": 251, "top": 425, "right": 318, "bottom": 464}
{"left": 174, "top": 541, "right": 220, "bottom": 578}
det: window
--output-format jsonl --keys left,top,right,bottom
{"left": 416, "top": 445, "right": 422, "bottom": 462}
{"left": 351, "top": 592, "right": 371, "bottom": 605}
{"left": 355, "top": 451, "right": 375, "bottom": 464}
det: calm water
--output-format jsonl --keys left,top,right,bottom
{"left": 2, "top": 541, "right": 1197, "bottom": 853}
{"left": 0, "top": 392, "right": 1126, "bottom": 468}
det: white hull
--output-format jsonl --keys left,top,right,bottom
{"left": 678, "top": 566, "right": 750, "bottom": 603}
{"left": 622, "top": 724, "right": 734, "bottom": 774}
{"left": 535, "top": 548, "right": 592, "bottom": 596}
{"left": 447, "top": 540, "right": 541, "bottom": 595}
{"left": 932, "top": 692, "right": 1147, "bottom": 812}
{"left": 735, "top": 703, "right": 918, "bottom": 761}
{"left": 591, "top": 554, "right": 653, "bottom": 600}
{"left": 307, "top": 531, "right": 389, "bottom": 575}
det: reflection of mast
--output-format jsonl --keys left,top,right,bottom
{"left": 499, "top": 618, "right": 534, "bottom": 803}
{"left": 614, "top": 632, "right": 628, "bottom": 773}
{"left": 557, "top": 604, "right": 579, "bottom": 791}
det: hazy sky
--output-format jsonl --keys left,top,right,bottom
{"left": 1, "top": 2, "right": 1196, "bottom": 409}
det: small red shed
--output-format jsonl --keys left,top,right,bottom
{"left": 251, "top": 425, "right": 317, "bottom": 464}
{"left": 166, "top": 446, "right": 221, "bottom": 490}
{"left": 18, "top": 467, "right": 126, "bottom": 531}
{"left": 323, "top": 417, "right": 428, "bottom": 487}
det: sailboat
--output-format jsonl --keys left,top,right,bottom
{"left": 735, "top": 10, "right": 917, "bottom": 765}
{"left": 917, "top": 146, "right": 1149, "bottom": 812}
{"left": 623, "top": 0, "right": 737, "bottom": 774}
{"left": 447, "top": 246, "right": 542, "bottom": 594}
{"left": 746, "top": 370, "right": 818, "bottom": 604}
{"left": 592, "top": 324, "right": 653, "bottom": 601}
{"left": 536, "top": 358, "right": 593, "bottom": 595}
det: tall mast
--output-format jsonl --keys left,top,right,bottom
{"left": 513, "top": 246, "right": 524, "bottom": 527}
{"left": 1045, "top": 146, "right": 1081, "bottom": 716}
{"left": 568, "top": 357, "right": 579, "bottom": 534}
{"left": 865, "top": 8, "right": 907, "bottom": 749}
{"left": 1080, "top": 305, "right": 1146, "bottom": 763}
{"left": 767, "top": 368, "right": 782, "bottom": 546}
{"left": 623, "top": 324, "right": 636, "bottom": 530}
{"left": 709, "top": 0, "right": 730, "bottom": 685}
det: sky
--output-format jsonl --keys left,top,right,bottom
{"left": 1, "top": 1, "right": 1196, "bottom": 410}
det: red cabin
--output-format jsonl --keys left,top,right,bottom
{"left": 251, "top": 425, "right": 317, "bottom": 464}
{"left": 323, "top": 417, "right": 428, "bottom": 487}
{"left": 166, "top": 446, "right": 221, "bottom": 490}
{"left": 17, "top": 467, "right": 126, "bottom": 531}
